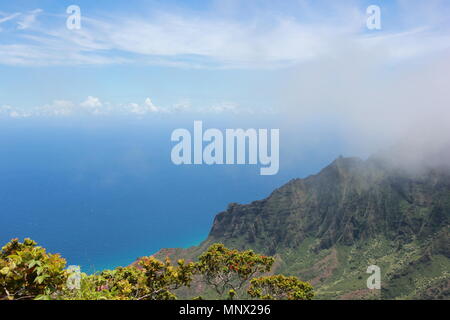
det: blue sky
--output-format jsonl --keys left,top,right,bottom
{"left": 1, "top": 0, "right": 449, "bottom": 122}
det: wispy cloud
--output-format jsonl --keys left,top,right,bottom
{"left": 0, "top": 12, "right": 20, "bottom": 25}
{"left": 17, "top": 9, "right": 43, "bottom": 30}
{"left": 1, "top": 2, "right": 449, "bottom": 68}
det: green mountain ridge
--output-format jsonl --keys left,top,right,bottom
{"left": 153, "top": 155, "right": 450, "bottom": 299}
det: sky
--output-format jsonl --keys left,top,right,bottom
{"left": 1, "top": 0, "right": 449, "bottom": 130}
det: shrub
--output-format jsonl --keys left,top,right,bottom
{"left": 248, "top": 275, "right": 314, "bottom": 300}
{"left": 0, "top": 238, "right": 67, "bottom": 300}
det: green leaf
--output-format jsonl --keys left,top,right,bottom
{"left": 34, "top": 274, "right": 49, "bottom": 284}
{"left": 0, "top": 267, "right": 9, "bottom": 275}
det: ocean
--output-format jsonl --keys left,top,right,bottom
{"left": 0, "top": 115, "right": 349, "bottom": 273}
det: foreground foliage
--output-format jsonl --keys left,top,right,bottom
{"left": 0, "top": 238, "right": 67, "bottom": 300}
{"left": 248, "top": 275, "right": 314, "bottom": 300}
{"left": 0, "top": 238, "right": 313, "bottom": 300}
{"left": 196, "top": 243, "right": 275, "bottom": 298}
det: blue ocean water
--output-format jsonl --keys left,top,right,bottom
{"left": 0, "top": 115, "right": 352, "bottom": 273}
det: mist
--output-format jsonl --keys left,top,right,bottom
{"left": 277, "top": 35, "right": 450, "bottom": 171}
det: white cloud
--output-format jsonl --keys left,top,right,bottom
{"left": 125, "top": 98, "right": 165, "bottom": 115}
{"left": 17, "top": 9, "right": 42, "bottom": 30}
{"left": 144, "top": 98, "right": 161, "bottom": 113}
{"left": 80, "top": 96, "right": 107, "bottom": 115}
{"left": 0, "top": 105, "right": 14, "bottom": 116}
{"left": 0, "top": 97, "right": 263, "bottom": 118}
{"left": 204, "top": 101, "right": 261, "bottom": 114}
{"left": 1, "top": 3, "right": 449, "bottom": 68}
{"left": 1, "top": 100, "right": 75, "bottom": 118}
{"left": 81, "top": 96, "right": 102, "bottom": 108}
{"left": 39, "top": 100, "right": 75, "bottom": 116}
{"left": 127, "top": 103, "right": 148, "bottom": 115}
{"left": 0, "top": 104, "right": 31, "bottom": 118}
{"left": 0, "top": 12, "right": 20, "bottom": 25}
{"left": 277, "top": 35, "right": 450, "bottom": 160}
{"left": 172, "top": 99, "right": 191, "bottom": 112}
{"left": 207, "top": 102, "right": 239, "bottom": 113}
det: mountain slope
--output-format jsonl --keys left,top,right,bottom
{"left": 154, "top": 156, "right": 450, "bottom": 299}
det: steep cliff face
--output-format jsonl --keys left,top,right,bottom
{"left": 155, "top": 156, "right": 450, "bottom": 299}
{"left": 209, "top": 156, "right": 449, "bottom": 254}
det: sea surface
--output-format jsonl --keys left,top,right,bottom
{"left": 0, "top": 116, "right": 354, "bottom": 273}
